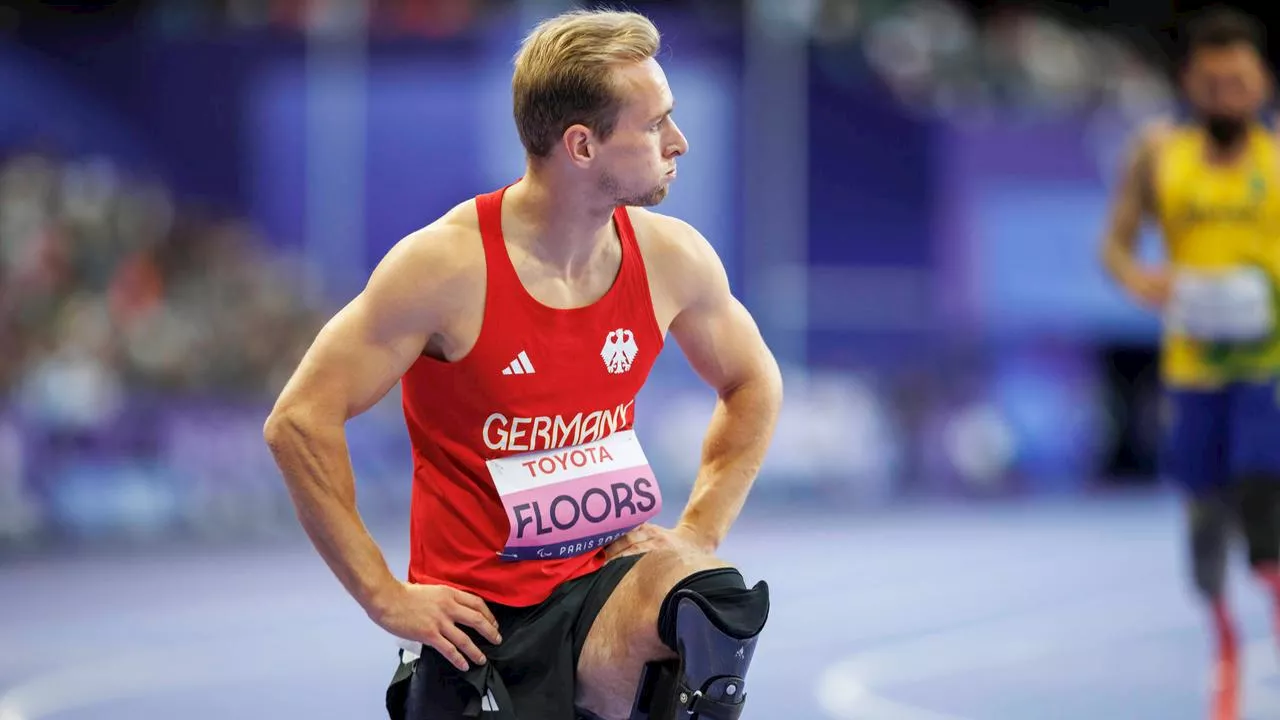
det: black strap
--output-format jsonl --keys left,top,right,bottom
{"left": 457, "top": 662, "right": 517, "bottom": 719}
{"left": 385, "top": 650, "right": 415, "bottom": 720}
{"left": 386, "top": 650, "right": 518, "bottom": 720}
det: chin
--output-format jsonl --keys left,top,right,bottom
{"left": 621, "top": 185, "right": 669, "bottom": 208}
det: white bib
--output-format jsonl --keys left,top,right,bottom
{"left": 486, "top": 430, "right": 662, "bottom": 562}
{"left": 1166, "top": 267, "right": 1274, "bottom": 343}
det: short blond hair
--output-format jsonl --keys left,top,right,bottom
{"left": 512, "top": 9, "right": 661, "bottom": 159}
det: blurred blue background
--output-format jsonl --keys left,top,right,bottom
{"left": 0, "top": 1, "right": 1261, "bottom": 719}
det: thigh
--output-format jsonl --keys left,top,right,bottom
{"left": 1228, "top": 379, "right": 1280, "bottom": 477}
{"left": 575, "top": 548, "right": 731, "bottom": 719}
{"left": 1162, "top": 386, "right": 1231, "bottom": 496}
{"left": 1231, "top": 479, "right": 1280, "bottom": 566}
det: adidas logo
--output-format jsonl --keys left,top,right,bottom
{"left": 481, "top": 688, "right": 500, "bottom": 712}
{"left": 502, "top": 351, "right": 536, "bottom": 376}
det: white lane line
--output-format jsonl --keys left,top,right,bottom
{"left": 813, "top": 589, "right": 1263, "bottom": 720}
{"left": 0, "top": 637, "right": 380, "bottom": 720}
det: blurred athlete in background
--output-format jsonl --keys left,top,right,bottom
{"left": 1101, "top": 8, "right": 1280, "bottom": 720}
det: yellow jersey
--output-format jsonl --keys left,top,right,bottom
{"left": 1154, "top": 122, "right": 1280, "bottom": 388}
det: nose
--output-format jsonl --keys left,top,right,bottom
{"left": 667, "top": 119, "right": 688, "bottom": 157}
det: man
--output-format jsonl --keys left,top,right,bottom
{"left": 1100, "top": 9, "right": 1280, "bottom": 720}
{"left": 264, "top": 9, "right": 781, "bottom": 720}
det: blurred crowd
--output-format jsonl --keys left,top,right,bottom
{"left": 0, "top": 151, "right": 323, "bottom": 427}
{"left": 0, "top": 0, "right": 1182, "bottom": 544}
{"left": 129, "top": 0, "right": 1178, "bottom": 121}
{"left": 819, "top": 0, "right": 1174, "bottom": 121}
{"left": 0, "top": 0, "right": 1182, "bottom": 422}
{"left": 0, "top": 0, "right": 1185, "bottom": 422}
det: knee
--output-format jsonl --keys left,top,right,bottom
{"left": 638, "top": 549, "right": 732, "bottom": 606}
{"left": 1189, "top": 498, "right": 1230, "bottom": 598}
{"left": 628, "top": 551, "right": 736, "bottom": 643}
{"left": 646, "top": 546, "right": 731, "bottom": 577}
{"left": 1235, "top": 481, "right": 1280, "bottom": 568}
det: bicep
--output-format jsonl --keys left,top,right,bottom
{"left": 279, "top": 295, "right": 428, "bottom": 421}
{"left": 273, "top": 239, "right": 444, "bottom": 422}
{"left": 1104, "top": 130, "right": 1158, "bottom": 249}
{"left": 667, "top": 242, "right": 777, "bottom": 394}
{"left": 671, "top": 293, "right": 775, "bottom": 395}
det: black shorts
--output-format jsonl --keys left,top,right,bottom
{"left": 386, "top": 554, "right": 642, "bottom": 720}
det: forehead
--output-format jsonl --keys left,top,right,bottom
{"left": 612, "top": 58, "right": 673, "bottom": 113}
{"left": 1188, "top": 43, "right": 1263, "bottom": 75}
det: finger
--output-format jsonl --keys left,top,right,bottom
{"left": 635, "top": 523, "right": 666, "bottom": 539}
{"left": 442, "top": 623, "right": 487, "bottom": 667}
{"left": 630, "top": 523, "right": 657, "bottom": 539}
{"left": 617, "top": 539, "right": 653, "bottom": 557}
{"left": 605, "top": 536, "right": 635, "bottom": 559}
{"left": 454, "top": 606, "right": 503, "bottom": 645}
{"left": 426, "top": 632, "right": 471, "bottom": 673}
{"left": 453, "top": 591, "right": 499, "bottom": 629}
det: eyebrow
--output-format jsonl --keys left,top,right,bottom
{"left": 649, "top": 103, "right": 675, "bottom": 124}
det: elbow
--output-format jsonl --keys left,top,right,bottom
{"left": 1098, "top": 234, "right": 1117, "bottom": 265}
{"left": 263, "top": 405, "right": 307, "bottom": 456}
{"left": 265, "top": 400, "right": 344, "bottom": 457}
{"left": 1099, "top": 240, "right": 1123, "bottom": 282}
{"left": 1099, "top": 223, "right": 1140, "bottom": 278}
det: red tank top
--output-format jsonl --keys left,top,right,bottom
{"left": 400, "top": 185, "right": 664, "bottom": 607}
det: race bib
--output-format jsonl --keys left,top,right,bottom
{"left": 1167, "top": 267, "right": 1274, "bottom": 342}
{"left": 486, "top": 429, "right": 662, "bottom": 562}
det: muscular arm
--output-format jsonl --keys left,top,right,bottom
{"left": 1100, "top": 123, "right": 1167, "bottom": 306}
{"left": 662, "top": 222, "right": 784, "bottom": 550}
{"left": 263, "top": 226, "right": 458, "bottom": 618}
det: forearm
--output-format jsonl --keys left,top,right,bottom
{"left": 1101, "top": 237, "right": 1139, "bottom": 285}
{"left": 1101, "top": 134, "right": 1153, "bottom": 289}
{"left": 264, "top": 412, "right": 400, "bottom": 616}
{"left": 678, "top": 372, "right": 782, "bottom": 548}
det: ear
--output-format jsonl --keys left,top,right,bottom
{"left": 562, "top": 124, "right": 595, "bottom": 168}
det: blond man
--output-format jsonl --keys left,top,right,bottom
{"left": 265, "top": 9, "right": 781, "bottom": 720}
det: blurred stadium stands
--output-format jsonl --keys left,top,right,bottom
{"left": 0, "top": 0, "right": 1201, "bottom": 549}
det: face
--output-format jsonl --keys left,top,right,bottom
{"left": 1183, "top": 43, "right": 1270, "bottom": 138}
{"left": 590, "top": 58, "right": 688, "bottom": 207}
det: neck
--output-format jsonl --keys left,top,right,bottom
{"left": 1202, "top": 118, "right": 1253, "bottom": 164}
{"left": 1204, "top": 136, "right": 1250, "bottom": 165}
{"left": 505, "top": 165, "right": 617, "bottom": 269}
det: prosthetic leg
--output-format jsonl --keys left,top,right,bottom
{"left": 1190, "top": 494, "right": 1238, "bottom": 720}
{"left": 629, "top": 568, "right": 769, "bottom": 720}
{"left": 1235, "top": 478, "right": 1280, "bottom": 653}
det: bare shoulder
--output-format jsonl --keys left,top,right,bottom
{"left": 626, "top": 206, "right": 713, "bottom": 259}
{"left": 366, "top": 200, "right": 484, "bottom": 308}
{"left": 1134, "top": 116, "right": 1176, "bottom": 161}
{"left": 385, "top": 199, "right": 483, "bottom": 275}
{"left": 624, "top": 207, "right": 728, "bottom": 307}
